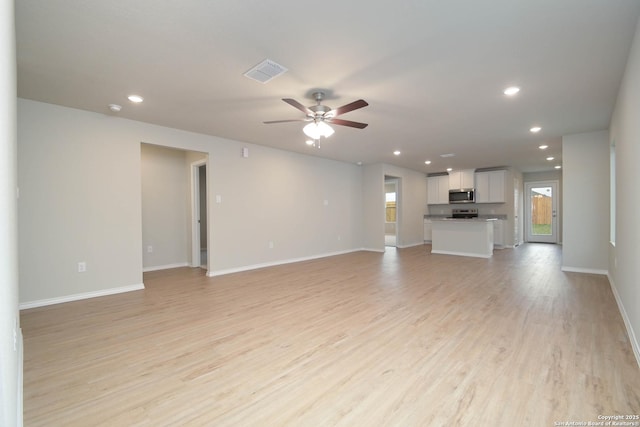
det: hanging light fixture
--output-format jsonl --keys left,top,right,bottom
{"left": 303, "top": 120, "right": 334, "bottom": 140}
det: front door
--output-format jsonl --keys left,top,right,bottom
{"left": 525, "top": 181, "right": 558, "bottom": 243}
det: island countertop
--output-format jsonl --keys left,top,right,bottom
{"left": 430, "top": 217, "right": 498, "bottom": 222}
{"left": 425, "top": 214, "right": 507, "bottom": 220}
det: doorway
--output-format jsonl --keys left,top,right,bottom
{"left": 514, "top": 176, "right": 521, "bottom": 246}
{"left": 525, "top": 181, "right": 558, "bottom": 243}
{"left": 384, "top": 177, "right": 399, "bottom": 247}
{"left": 191, "top": 160, "right": 208, "bottom": 268}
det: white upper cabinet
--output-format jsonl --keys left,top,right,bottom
{"left": 427, "top": 175, "right": 449, "bottom": 205}
{"left": 448, "top": 169, "right": 475, "bottom": 189}
{"left": 475, "top": 170, "right": 506, "bottom": 203}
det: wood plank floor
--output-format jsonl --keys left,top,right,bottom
{"left": 21, "top": 244, "right": 640, "bottom": 426}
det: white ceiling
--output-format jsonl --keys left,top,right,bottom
{"left": 15, "top": 0, "right": 640, "bottom": 173}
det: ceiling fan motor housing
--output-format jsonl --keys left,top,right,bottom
{"left": 309, "top": 104, "right": 331, "bottom": 119}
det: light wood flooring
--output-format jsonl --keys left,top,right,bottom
{"left": 21, "top": 244, "right": 640, "bottom": 426}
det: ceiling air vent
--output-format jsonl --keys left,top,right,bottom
{"left": 243, "top": 59, "right": 288, "bottom": 84}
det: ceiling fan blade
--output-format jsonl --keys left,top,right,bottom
{"left": 282, "top": 98, "right": 314, "bottom": 116}
{"left": 328, "top": 99, "right": 368, "bottom": 117}
{"left": 263, "top": 119, "right": 309, "bottom": 124}
{"left": 328, "top": 118, "right": 368, "bottom": 129}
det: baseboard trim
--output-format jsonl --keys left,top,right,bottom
{"left": 396, "top": 242, "right": 426, "bottom": 249}
{"left": 207, "top": 249, "right": 363, "bottom": 277}
{"left": 19, "top": 283, "right": 145, "bottom": 310}
{"left": 361, "top": 247, "right": 385, "bottom": 253}
{"left": 143, "top": 262, "right": 189, "bottom": 272}
{"left": 431, "top": 249, "right": 491, "bottom": 259}
{"left": 607, "top": 273, "right": 640, "bottom": 369}
{"left": 17, "top": 326, "right": 23, "bottom": 427}
{"left": 561, "top": 266, "right": 608, "bottom": 275}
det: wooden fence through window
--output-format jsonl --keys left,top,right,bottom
{"left": 386, "top": 202, "right": 396, "bottom": 222}
{"left": 532, "top": 195, "right": 552, "bottom": 225}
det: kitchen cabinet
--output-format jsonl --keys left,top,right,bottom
{"left": 493, "top": 219, "right": 504, "bottom": 248}
{"left": 431, "top": 219, "right": 494, "bottom": 258}
{"left": 424, "top": 219, "right": 432, "bottom": 242}
{"left": 448, "top": 169, "right": 475, "bottom": 189}
{"left": 427, "top": 175, "right": 449, "bottom": 205}
{"left": 475, "top": 170, "right": 506, "bottom": 203}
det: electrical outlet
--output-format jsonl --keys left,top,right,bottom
{"left": 147, "top": 245, "right": 153, "bottom": 253}
{"left": 268, "top": 241, "right": 274, "bottom": 249}
{"left": 78, "top": 262, "right": 87, "bottom": 272}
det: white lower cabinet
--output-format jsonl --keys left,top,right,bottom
{"left": 424, "top": 219, "right": 432, "bottom": 242}
{"left": 493, "top": 220, "right": 504, "bottom": 248}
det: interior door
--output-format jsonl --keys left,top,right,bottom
{"left": 191, "top": 159, "right": 208, "bottom": 268}
{"left": 384, "top": 178, "right": 399, "bottom": 247}
{"left": 525, "top": 181, "right": 558, "bottom": 243}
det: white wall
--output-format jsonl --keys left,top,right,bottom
{"left": 0, "top": 0, "right": 20, "bottom": 424}
{"left": 362, "top": 163, "right": 427, "bottom": 251}
{"left": 609, "top": 16, "right": 640, "bottom": 365}
{"left": 562, "top": 130, "right": 609, "bottom": 273}
{"left": 17, "top": 99, "right": 365, "bottom": 303}
{"left": 18, "top": 102, "right": 144, "bottom": 303}
{"left": 383, "top": 164, "right": 428, "bottom": 248}
{"left": 141, "top": 144, "right": 190, "bottom": 270}
{"left": 362, "top": 163, "right": 385, "bottom": 251}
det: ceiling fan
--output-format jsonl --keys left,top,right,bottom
{"left": 264, "top": 91, "right": 368, "bottom": 141}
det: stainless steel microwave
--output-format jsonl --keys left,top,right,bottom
{"left": 449, "top": 188, "right": 475, "bottom": 204}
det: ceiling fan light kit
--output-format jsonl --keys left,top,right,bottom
{"left": 264, "top": 91, "right": 368, "bottom": 146}
{"left": 303, "top": 120, "right": 334, "bottom": 139}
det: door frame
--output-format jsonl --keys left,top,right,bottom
{"left": 524, "top": 180, "right": 559, "bottom": 243}
{"left": 384, "top": 176, "right": 400, "bottom": 248}
{"left": 190, "top": 159, "right": 207, "bottom": 268}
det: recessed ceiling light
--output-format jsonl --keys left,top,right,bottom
{"left": 539, "top": 145, "right": 548, "bottom": 150}
{"left": 546, "top": 156, "right": 555, "bottom": 161}
{"left": 424, "top": 160, "right": 432, "bottom": 165}
{"left": 530, "top": 126, "right": 542, "bottom": 133}
{"left": 503, "top": 86, "right": 520, "bottom": 96}
{"left": 356, "top": 161, "right": 363, "bottom": 166}
{"left": 393, "top": 150, "right": 401, "bottom": 156}
{"left": 446, "top": 167, "right": 453, "bottom": 172}
{"left": 127, "top": 94, "right": 144, "bottom": 103}
{"left": 108, "top": 104, "right": 122, "bottom": 112}
{"left": 305, "top": 139, "right": 315, "bottom": 146}
{"left": 440, "top": 153, "right": 455, "bottom": 158}
{"left": 555, "top": 165, "right": 562, "bottom": 169}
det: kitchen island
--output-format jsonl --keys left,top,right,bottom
{"left": 430, "top": 218, "right": 496, "bottom": 258}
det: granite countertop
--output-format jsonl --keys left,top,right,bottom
{"left": 425, "top": 214, "right": 508, "bottom": 220}
{"left": 430, "top": 217, "right": 498, "bottom": 222}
